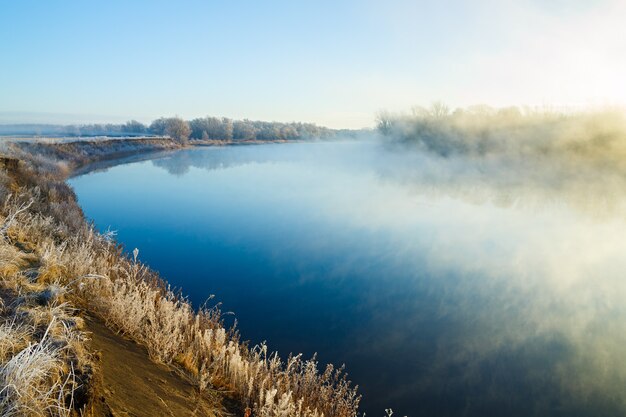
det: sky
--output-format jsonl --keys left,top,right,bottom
{"left": 1, "top": 0, "right": 625, "bottom": 129}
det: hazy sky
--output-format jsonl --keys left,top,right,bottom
{"left": 1, "top": 0, "right": 625, "bottom": 128}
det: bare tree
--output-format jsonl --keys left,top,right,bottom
{"left": 149, "top": 118, "right": 169, "bottom": 135}
{"left": 430, "top": 101, "right": 450, "bottom": 118}
{"left": 233, "top": 120, "right": 256, "bottom": 140}
{"left": 122, "top": 120, "right": 147, "bottom": 134}
{"left": 222, "top": 117, "right": 233, "bottom": 141}
{"left": 165, "top": 117, "right": 191, "bottom": 144}
{"left": 376, "top": 110, "right": 393, "bottom": 135}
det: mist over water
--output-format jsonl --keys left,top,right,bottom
{"left": 69, "top": 141, "right": 626, "bottom": 416}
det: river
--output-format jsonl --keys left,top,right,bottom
{"left": 69, "top": 140, "right": 626, "bottom": 416}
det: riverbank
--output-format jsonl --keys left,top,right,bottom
{"left": 0, "top": 138, "right": 360, "bottom": 416}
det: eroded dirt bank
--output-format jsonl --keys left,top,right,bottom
{"left": 87, "top": 317, "right": 234, "bottom": 417}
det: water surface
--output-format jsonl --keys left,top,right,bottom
{"left": 69, "top": 141, "right": 626, "bottom": 416}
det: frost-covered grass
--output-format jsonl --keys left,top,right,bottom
{"left": 0, "top": 320, "right": 73, "bottom": 417}
{"left": 7, "top": 138, "right": 182, "bottom": 178}
{"left": 0, "top": 221, "right": 92, "bottom": 417}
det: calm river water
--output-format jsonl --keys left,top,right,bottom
{"left": 69, "top": 141, "right": 626, "bottom": 416}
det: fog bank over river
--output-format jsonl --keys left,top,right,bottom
{"left": 70, "top": 140, "right": 626, "bottom": 416}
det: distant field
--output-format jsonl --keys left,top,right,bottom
{"left": 0, "top": 135, "right": 162, "bottom": 143}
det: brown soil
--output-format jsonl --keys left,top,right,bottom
{"left": 85, "top": 317, "right": 234, "bottom": 417}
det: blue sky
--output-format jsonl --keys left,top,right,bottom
{"left": 1, "top": 0, "right": 625, "bottom": 128}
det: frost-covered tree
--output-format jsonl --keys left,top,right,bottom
{"left": 122, "top": 120, "right": 147, "bottom": 134}
{"left": 164, "top": 117, "right": 191, "bottom": 143}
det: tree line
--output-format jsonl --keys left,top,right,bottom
{"left": 376, "top": 102, "right": 626, "bottom": 159}
{"left": 149, "top": 116, "right": 335, "bottom": 143}
{"left": 4, "top": 117, "right": 336, "bottom": 143}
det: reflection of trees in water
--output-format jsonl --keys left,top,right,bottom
{"left": 150, "top": 146, "right": 282, "bottom": 176}
{"left": 376, "top": 147, "right": 626, "bottom": 217}
{"left": 150, "top": 141, "right": 626, "bottom": 217}
{"left": 73, "top": 150, "right": 178, "bottom": 176}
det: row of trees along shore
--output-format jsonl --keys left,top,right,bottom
{"left": 16, "top": 117, "right": 337, "bottom": 143}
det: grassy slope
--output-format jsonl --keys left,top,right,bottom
{"left": 8, "top": 138, "right": 184, "bottom": 175}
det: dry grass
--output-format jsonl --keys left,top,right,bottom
{"left": 0, "top": 256, "right": 93, "bottom": 417}
{"left": 0, "top": 173, "right": 95, "bottom": 416}
{"left": 0, "top": 320, "right": 73, "bottom": 417}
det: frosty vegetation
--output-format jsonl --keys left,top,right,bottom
{"left": 1, "top": 116, "right": 337, "bottom": 143}
{"left": 377, "top": 104, "right": 626, "bottom": 170}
